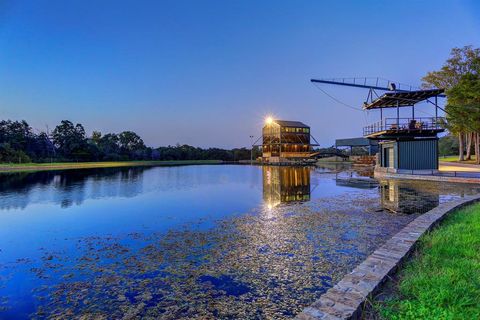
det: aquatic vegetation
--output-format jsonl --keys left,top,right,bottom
{"left": 9, "top": 192, "right": 415, "bottom": 319}
{"left": 1, "top": 166, "right": 479, "bottom": 319}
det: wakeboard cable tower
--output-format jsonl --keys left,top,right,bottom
{"left": 311, "top": 77, "right": 446, "bottom": 174}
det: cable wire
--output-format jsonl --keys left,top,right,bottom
{"left": 312, "top": 82, "right": 370, "bottom": 124}
{"left": 312, "top": 82, "right": 364, "bottom": 112}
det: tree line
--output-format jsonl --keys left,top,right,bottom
{"left": 5, "top": 46, "right": 477, "bottom": 164}
{"left": 422, "top": 45, "right": 480, "bottom": 163}
{"left": 0, "top": 119, "right": 261, "bottom": 163}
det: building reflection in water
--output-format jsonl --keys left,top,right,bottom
{"left": 379, "top": 179, "right": 440, "bottom": 214}
{"left": 335, "top": 173, "right": 444, "bottom": 215}
{"left": 262, "top": 166, "right": 311, "bottom": 209}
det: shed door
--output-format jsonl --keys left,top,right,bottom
{"left": 387, "top": 147, "right": 395, "bottom": 168}
{"left": 383, "top": 147, "right": 394, "bottom": 168}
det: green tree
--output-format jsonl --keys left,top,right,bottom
{"left": 118, "top": 131, "right": 145, "bottom": 159}
{"left": 447, "top": 71, "right": 480, "bottom": 163}
{"left": 438, "top": 134, "right": 459, "bottom": 157}
{"left": 422, "top": 45, "right": 480, "bottom": 161}
{"left": 98, "top": 133, "right": 121, "bottom": 160}
{"left": 52, "top": 120, "right": 88, "bottom": 160}
{"left": 0, "top": 120, "right": 34, "bottom": 151}
{"left": 0, "top": 143, "right": 31, "bottom": 163}
{"left": 91, "top": 131, "right": 102, "bottom": 144}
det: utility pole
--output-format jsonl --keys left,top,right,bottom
{"left": 249, "top": 135, "right": 254, "bottom": 164}
{"left": 46, "top": 124, "right": 55, "bottom": 163}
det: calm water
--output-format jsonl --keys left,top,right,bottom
{"left": 0, "top": 164, "right": 478, "bottom": 319}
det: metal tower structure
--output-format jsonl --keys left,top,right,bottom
{"left": 311, "top": 77, "right": 447, "bottom": 173}
{"left": 311, "top": 77, "right": 446, "bottom": 105}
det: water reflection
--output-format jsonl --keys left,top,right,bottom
{"left": 263, "top": 167, "right": 311, "bottom": 208}
{"left": 3, "top": 194, "right": 403, "bottom": 320}
{"left": 1, "top": 165, "right": 480, "bottom": 319}
{"left": 0, "top": 166, "right": 261, "bottom": 211}
{"left": 335, "top": 177, "right": 378, "bottom": 190}
{"left": 335, "top": 170, "right": 474, "bottom": 214}
{"left": 315, "top": 162, "right": 374, "bottom": 177}
{"left": 0, "top": 168, "right": 146, "bottom": 210}
{"left": 379, "top": 180, "right": 440, "bottom": 214}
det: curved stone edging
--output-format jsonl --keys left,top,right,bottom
{"left": 295, "top": 195, "right": 480, "bottom": 320}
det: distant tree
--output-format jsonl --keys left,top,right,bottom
{"left": 98, "top": 133, "right": 121, "bottom": 160}
{"left": 438, "top": 134, "right": 459, "bottom": 157}
{"left": 0, "top": 143, "right": 31, "bottom": 163}
{"left": 231, "top": 148, "right": 251, "bottom": 161}
{"left": 151, "top": 148, "right": 160, "bottom": 160}
{"left": 29, "top": 132, "right": 55, "bottom": 161}
{"left": 0, "top": 118, "right": 258, "bottom": 163}
{"left": 0, "top": 120, "right": 40, "bottom": 162}
{"left": 91, "top": 131, "right": 102, "bottom": 145}
{"left": 0, "top": 120, "right": 34, "bottom": 151}
{"left": 52, "top": 120, "right": 88, "bottom": 160}
{"left": 118, "top": 131, "right": 146, "bottom": 159}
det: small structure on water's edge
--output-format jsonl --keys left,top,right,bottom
{"left": 310, "top": 78, "right": 480, "bottom": 181}
{"left": 335, "top": 137, "right": 378, "bottom": 156}
{"left": 262, "top": 118, "right": 318, "bottom": 163}
{"left": 362, "top": 88, "right": 445, "bottom": 173}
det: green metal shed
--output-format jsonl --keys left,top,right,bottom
{"left": 379, "top": 138, "right": 438, "bottom": 170}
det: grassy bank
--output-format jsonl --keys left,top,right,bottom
{"left": 375, "top": 203, "right": 480, "bottom": 319}
{"left": 0, "top": 160, "right": 223, "bottom": 173}
{"left": 440, "top": 155, "right": 477, "bottom": 164}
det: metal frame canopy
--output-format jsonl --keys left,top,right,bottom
{"left": 363, "top": 88, "right": 445, "bottom": 110}
{"left": 310, "top": 77, "right": 446, "bottom": 140}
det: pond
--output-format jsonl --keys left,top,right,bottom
{"left": 0, "top": 164, "right": 478, "bottom": 319}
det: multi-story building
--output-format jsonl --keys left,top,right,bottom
{"left": 262, "top": 119, "right": 314, "bottom": 163}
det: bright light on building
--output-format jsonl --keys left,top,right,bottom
{"left": 265, "top": 116, "right": 274, "bottom": 125}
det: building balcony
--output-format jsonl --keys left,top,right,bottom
{"left": 262, "top": 151, "right": 315, "bottom": 160}
{"left": 363, "top": 117, "right": 445, "bottom": 139}
{"left": 280, "top": 152, "right": 314, "bottom": 158}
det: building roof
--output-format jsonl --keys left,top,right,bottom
{"left": 363, "top": 88, "right": 444, "bottom": 110}
{"left": 272, "top": 120, "right": 309, "bottom": 128}
{"left": 336, "top": 137, "right": 378, "bottom": 147}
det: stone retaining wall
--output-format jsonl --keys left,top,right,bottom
{"left": 295, "top": 195, "right": 480, "bottom": 320}
{"left": 374, "top": 170, "right": 480, "bottom": 184}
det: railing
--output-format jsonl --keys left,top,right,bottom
{"left": 280, "top": 152, "right": 314, "bottom": 158}
{"left": 363, "top": 117, "right": 444, "bottom": 136}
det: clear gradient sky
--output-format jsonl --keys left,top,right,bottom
{"left": 0, "top": 0, "right": 479, "bottom": 148}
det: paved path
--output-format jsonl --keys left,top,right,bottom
{"left": 439, "top": 161, "right": 480, "bottom": 172}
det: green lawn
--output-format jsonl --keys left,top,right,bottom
{"left": 440, "top": 155, "right": 477, "bottom": 164}
{"left": 375, "top": 203, "right": 480, "bottom": 319}
{"left": 0, "top": 160, "right": 223, "bottom": 173}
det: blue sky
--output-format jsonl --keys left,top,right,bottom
{"left": 0, "top": 0, "right": 479, "bottom": 148}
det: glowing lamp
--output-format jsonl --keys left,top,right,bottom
{"left": 265, "top": 117, "right": 274, "bottom": 125}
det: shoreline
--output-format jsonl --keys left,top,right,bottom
{"left": 371, "top": 202, "right": 480, "bottom": 319}
{"left": 0, "top": 160, "right": 223, "bottom": 173}
{"left": 295, "top": 195, "right": 480, "bottom": 320}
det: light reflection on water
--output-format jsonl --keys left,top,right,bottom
{"left": 0, "top": 164, "right": 479, "bottom": 319}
